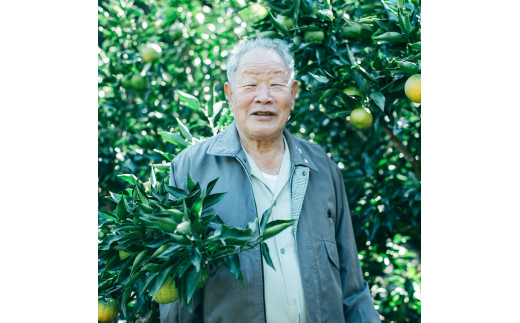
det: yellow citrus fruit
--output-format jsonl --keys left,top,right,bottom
{"left": 98, "top": 298, "right": 118, "bottom": 322}
{"left": 404, "top": 74, "right": 421, "bottom": 103}
{"left": 141, "top": 44, "right": 162, "bottom": 63}
{"left": 349, "top": 108, "right": 373, "bottom": 130}
{"left": 119, "top": 250, "right": 132, "bottom": 260}
{"left": 153, "top": 277, "right": 179, "bottom": 304}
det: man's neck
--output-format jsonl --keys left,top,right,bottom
{"left": 240, "top": 135, "right": 285, "bottom": 175}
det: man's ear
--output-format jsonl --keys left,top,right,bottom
{"left": 224, "top": 82, "right": 233, "bottom": 105}
{"left": 290, "top": 80, "right": 299, "bottom": 110}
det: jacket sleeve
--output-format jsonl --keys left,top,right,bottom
{"left": 329, "top": 159, "right": 381, "bottom": 323}
{"left": 158, "top": 162, "right": 203, "bottom": 323}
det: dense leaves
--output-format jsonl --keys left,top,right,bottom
{"left": 99, "top": 0, "right": 421, "bottom": 322}
{"left": 98, "top": 176, "right": 293, "bottom": 319}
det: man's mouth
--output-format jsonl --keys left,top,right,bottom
{"left": 252, "top": 112, "right": 275, "bottom": 116}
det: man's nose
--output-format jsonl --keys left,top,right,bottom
{"left": 254, "top": 84, "right": 273, "bottom": 104}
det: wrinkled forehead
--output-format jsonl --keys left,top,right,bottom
{"left": 235, "top": 48, "right": 290, "bottom": 75}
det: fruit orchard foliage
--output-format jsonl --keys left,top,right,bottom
{"left": 98, "top": 0, "right": 421, "bottom": 322}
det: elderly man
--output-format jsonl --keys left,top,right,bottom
{"left": 160, "top": 37, "right": 381, "bottom": 323}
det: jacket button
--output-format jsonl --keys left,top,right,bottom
{"left": 302, "top": 171, "right": 306, "bottom": 176}
{"left": 280, "top": 248, "right": 286, "bottom": 254}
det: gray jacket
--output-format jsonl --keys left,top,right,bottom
{"left": 160, "top": 122, "right": 381, "bottom": 323}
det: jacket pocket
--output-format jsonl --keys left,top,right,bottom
{"left": 324, "top": 240, "right": 340, "bottom": 272}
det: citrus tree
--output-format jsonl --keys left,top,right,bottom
{"left": 99, "top": 0, "right": 421, "bottom": 321}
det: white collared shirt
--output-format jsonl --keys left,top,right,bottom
{"left": 242, "top": 137, "right": 308, "bottom": 323}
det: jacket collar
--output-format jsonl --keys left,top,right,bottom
{"left": 207, "top": 121, "right": 318, "bottom": 172}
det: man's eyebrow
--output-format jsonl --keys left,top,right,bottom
{"left": 241, "top": 70, "right": 287, "bottom": 76}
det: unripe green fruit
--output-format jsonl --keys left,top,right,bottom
{"left": 141, "top": 44, "right": 162, "bottom": 63}
{"left": 130, "top": 75, "right": 147, "bottom": 91}
{"left": 121, "top": 74, "right": 133, "bottom": 88}
{"left": 275, "top": 15, "right": 293, "bottom": 29}
{"left": 304, "top": 30, "right": 325, "bottom": 43}
{"left": 349, "top": 108, "right": 373, "bottom": 130}
{"left": 176, "top": 221, "right": 192, "bottom": 235}
{"left": 196, "top": 268, "right": 209, "bottom": 289}
{"left": 169, "top": 23, "right": 183, "bottom": 41}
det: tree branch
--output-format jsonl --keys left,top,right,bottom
{"left": 382, "top": 123, "right": 421, "bottom": 179}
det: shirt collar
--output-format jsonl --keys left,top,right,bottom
{"left": 207, "top": 121, "right": 318, "bottom": 172}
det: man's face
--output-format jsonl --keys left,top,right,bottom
{"left": 224, "top": 48, "right": 299, "bottom": 143}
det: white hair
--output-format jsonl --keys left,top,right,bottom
{"left": 225, "top": 37, "right": 295, "bottom": 86}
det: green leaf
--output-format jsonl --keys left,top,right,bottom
{"left": 309, "top": 72, "right": 330, "bottom": 83}
{"left": 221, "top": 225, "right": 255, "bottom": 246}
{"left": 261, "top": 242, "right": 275, "bottom": 270}
{"left": 151, "top": 266, "right": 175, "bottom": 301}
{"left": 135, "top": 184, "right": 149, "bottom": 206}
{"left": 109, "top": 191, "right": 122, "bottom": 203}
{"left": 398, "top": 8, "right": 412, "bottom": 35}
{"left": 187, "top": 172, "right": 196, "bottom": 192}
{"left": 144, "top": 215, "right": 178, "bottom": 232}
{"left": 118, "top": 174, "right": 138, "bottom": 185}
{"left": 98, "top": 211, "right": 117, "bottom": 222}
{"left": 153, "top": 149, "right": 175, "bottom": 161}
{"left": 318, "top": 88, "right": 337, "bottom": 103}
{"left": 260, "top": 204, "right": 274, "bottom": 232}
{"left": 145, "top": 236, "right": 171, "bottom": 248}
{"left": 397, "top": 60, "right": 420, "bottom": 73}
{"left": 262, "top": 219, "right": 295, "bottom": 240}
{"left": 121, "top": 285, "right": 132, "bottom": 317}
{"left": 346, "top": 44, "right": 357, "bottom": 66}
{"left": 139, "top": 271, "right": 159, "bottom": 297}
{"left": 176, "top": 117, "right": 193, "bottom": 142}
{"left": 162, "top": 208, "right": 184, "bottom": 223}
{"left": 191, "top": 247, "right": 202, "bottom": 272}
{"left": 155, "top": 244, "right": 183, "bottom": 259}
{"left": 176, "top": 90, "right": 200, "bottom": 110}
{"left": 129, "top": 255, "right": 147, "bottom": 281}
{"left": 397, "top": 0, "right": 405, "bottom": 11}
{"left": 268, "top": 10, "right": 288, "bottom": 33}
{"left": 369, "top": 92, "right": 386, "bottom": 112}
{"left": 354, "top": 65, "right": 377, "bottom": 82}
{"left": 125, "top": 266, "right": 144, "bottom": 289}
{"left": 165, "top": 185, "right": 187, "bottom": 199}
{"left": 223, "top": 254, "right": 244, "bottom": 286}
{"left": 115, "top": 198, "right": 130, "bottom": 220}
{"left": 410, "top": 41, "right": 421, "bottom": 52}
{"left": 158, "top": 131, "right": 189, "bottom": 148}
{"left": 206, "top": 177, "right": 219, "bottom": 195}
{"left": 185, "top": 265, "right": 200, "bottom": 306}
{"left": 373, "top": 32, "right": 406, "bottom": 42}
{"left": 202, "top": 192, "right": 226, "bottom": 210}
{"left": 136, "top": 202, "right": 154, "bottom": 213}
